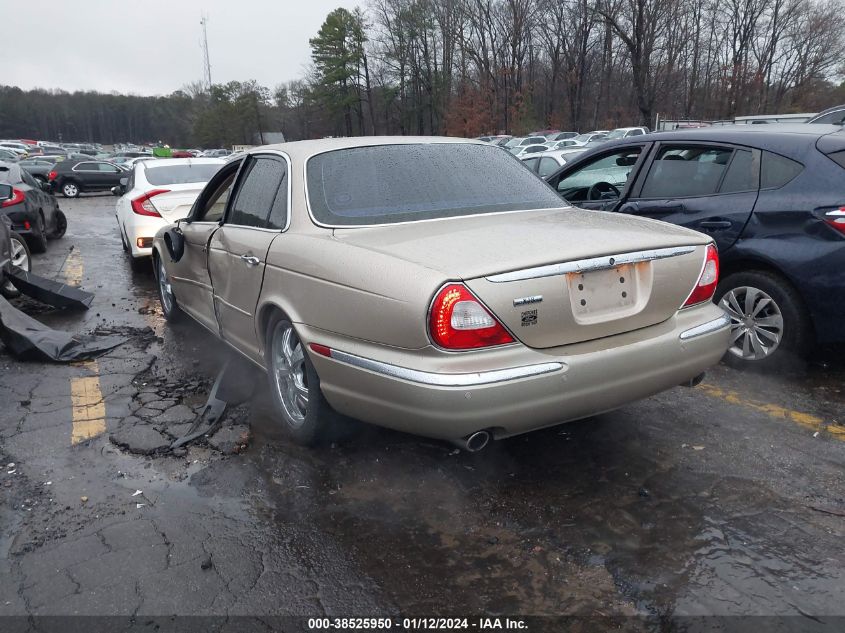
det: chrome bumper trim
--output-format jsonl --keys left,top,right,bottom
{"left": 486, "top": 245, "right": 697, "bottom": 283}
{"left": 679, "top": 312, "right": 731, "bottom": 341}
{"left": 328, "top": 349, "right": 566, "bottom": 387}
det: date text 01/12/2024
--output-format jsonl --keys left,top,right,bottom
{"left": 307, "top": 618, "right": 528, "bottom": 630}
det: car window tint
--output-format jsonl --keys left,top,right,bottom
{"left": 145, "top": 164, "right": 222, "bottom": 186}
{"left": 810, "top": 110, "right": 845, "bottom": 125}
{"left": 97, "top": 163, "right": 119, "bottom": 172}
{"left": 267, "top": 163, "right": 289, "bottom": 230}
{"left": 629, "top": 129, "right": 643, "bottom": 136}
{"left": 555, "top": 148, "right": 643, "bottom": 197}
{"left": 761, "top": 151, "right": 803, "bottom": 189}
{"left": 718, "top": 149, "right": 757, "bottom": 193}
{"left": 198, "top": 171, "right": 237, "bottom": 223}
{"left": 76, "top": 162, "right": 96, "bottom": 170}
{"left": 538, "top": 157, "right": 559, "bottom": 178}
{"left": 228, "top": 157, "right": 285, "bottom": 228}
{"left": 20, "top": 170, "right": 38, "bottom": 187}
{"left": 307, "top": 144, "right": 564, "bottom": 226}
{"left": 522, "top": 157, "right": 539, "bottom": 172}
{"left": 640, "top": 146, "right": 732, "bottom": 198}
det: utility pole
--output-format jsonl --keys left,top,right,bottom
{"left": 200, "top": 14, "right": 212, "bottom": 90}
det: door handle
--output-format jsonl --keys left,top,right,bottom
{"left": 240, "top": 254, "right": 260, "bottom": 266}
{"left": 698, "top": 220, "right": 732, "bottom": 229}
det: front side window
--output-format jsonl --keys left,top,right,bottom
{"left": 640, "top": 146, "right": 733, "bottom": 198}
{"left": 554, "top": 147, "right": 643, "bottom": 202}
{"left": 195, "top": 163, "right": 241, "bottom": 223}
{"left": 227, "top": 156, "right": 286, "bottom": 228}
{"left": 76, "top": 162, "right": 97, "bottom": 171}
{"left": 306, "top": 143, "right": 564, "bottom": 226}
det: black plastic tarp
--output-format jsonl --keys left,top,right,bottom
{"left": 0, "top": 295, "right": 124, "bottom": 362}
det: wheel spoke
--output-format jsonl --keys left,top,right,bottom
{"left": 730, "top": 326, "right": 745, "bottom": 343}
{"left": 750, "top": 331, "right": 768, "bottom": 358}
{"left": 743, "top": 287, "right": 759, "bottom": 316}
{"left": 755, "top": 326, "right": 780, "bottom": 343}
{"left": 755, "top": 314, "right": 783, "bottom": 329}
{"left": 742, "top": 331, "right": 752, "bottom": 357}
{"left": 726, "top": 291, "right": 744, "bottom": 317}
{"left": 751, "top": 297, "right": 772, "bottom": 317}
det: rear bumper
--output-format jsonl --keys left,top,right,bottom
{"left": 303, "top": 303, "right": 730, "bottom": 441}
{"left": 123, "top": 215, "right": 166, "bottom": 258}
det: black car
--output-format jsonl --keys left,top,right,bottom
{"left": 545, "top": 125, "right": 845, "bottom": 365}
{"left": 49, "top": 159, "right": 126, "bottom": 198}
{"left": 0, "top": 161, "right": 66, "bottom": 252}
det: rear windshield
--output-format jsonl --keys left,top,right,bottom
{"left": 306, "top": 143, "right": 564, "bottom": 226}
{"left": 145, "top": 163, "right": 221, "bottom": 185}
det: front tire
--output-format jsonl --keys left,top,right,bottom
{"left": 29, "top": 212, "right": 48, "bottom": 253}
{"left": 50, "top": 209, "right": 67, "bottom": 239}
{"left": 265, "top": 316, "right": 344, "bottom": 446}
{"left": 154, "top": 252, "right": 181, "bottom": 322}
{"left": 716, "top": 270, "right": 811, "bottom": 366}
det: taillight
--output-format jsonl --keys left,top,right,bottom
{"left": 131, "top": 189, "right": 170, "bottom": 217}
{"left": 682, "top": 244, "right": 719, "bottom": 308}
{"left": 824, "top": 208, "right": 845, "bottom": 235}
{"left": 47, "top": 170, "right": 57, "bottom": 181}
{"left": 429, "top": 283, "right": 514, "bottom": 350}
{"left": 0, "top": 188, "right": 25, "bottom": 208}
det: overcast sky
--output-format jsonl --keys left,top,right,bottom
{"left": 6, "top": 0, "right": 360, "bottom": 95}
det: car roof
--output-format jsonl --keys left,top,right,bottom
{"left": 243, "top": 136, "right": 485, "bottom": 162}
{"left": 0, "top": 161, "right": 22, "bottom": 183}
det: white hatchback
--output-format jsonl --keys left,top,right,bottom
{"left": 115, "top": 158, "right": 224, "bottom": 269}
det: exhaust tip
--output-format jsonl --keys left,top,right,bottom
{"left": 683, "top": 372, "right": 706, "bottom": 388}
{"left": 465, "top": 430, "right": 490, "bottom": 452}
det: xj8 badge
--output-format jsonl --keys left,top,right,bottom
{"left": 513, "top": 295, "right": 543, "bottom": 307}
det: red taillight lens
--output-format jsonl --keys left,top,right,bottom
{"left": 429, "top": 283, "right": 514, "bottom": 350}
{"left": 824, "top": 208, "right": 845, "bottom": 235}
{"left": 47, "top": 170, "right": 57, "bottom": 181}
{"left": 131, "top": 189, "right": 170, "bottom": 217}
{"left": 682, "top": 244, "right": 719, "bottom": 308}
{"left": 0, "top": 188, "right": 25, "bottom": 208}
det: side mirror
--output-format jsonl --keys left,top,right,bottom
{"left": 110, "top": 185, "right": 123, "bottom": 196}
{"left": 163, "top": 227, "right": 185, "bottom": 262}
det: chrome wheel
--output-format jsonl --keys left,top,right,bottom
{"left": 720, "top": 286, "right": 784, "bottom": 360}
{"left": 10, "top": 236, "right": 29, "bottom": 271}
{"left": 63, "top": 183, "right": 78, "bottom": 197}
{"left": 157, "top": 257, "right": 174, "bottom": 314}
{"left": 2, "top": 236, "right": 30, "bottom": 295}
{"left": 270, "top": 323, "right": 309, "bottom": 427}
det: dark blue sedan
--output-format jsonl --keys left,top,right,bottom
{"left": 545, "top": 125, "right": 845, "bottom": 365}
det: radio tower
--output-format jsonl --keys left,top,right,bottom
{"left": 200, "top": 14, "right": 212, "bottom": 90}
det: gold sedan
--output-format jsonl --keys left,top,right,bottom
{"left": 153, "top": 137, "right": 730, "bottom": 450}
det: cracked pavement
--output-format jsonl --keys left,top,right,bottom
{"left": 0, "top": 195, "right": 844, "bottom": 627}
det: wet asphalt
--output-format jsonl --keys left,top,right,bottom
{"left": 0, "top": 195, "right": 843, "bottom": 629}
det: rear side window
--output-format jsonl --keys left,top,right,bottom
{"left": 719, "top": 149, "right": 757, "bottom": 193}
{"left": 522, "top": 157, "right": 539, "bottom": 172}
{"left": 227, "top": 156, "right": 285, "bottom": 228}
{"left": 538, "top": 157, "right": 559, "bottom": 178}
{"left": 761, "top": 152, "right": 802, "bottom": 189}
{"left": 641, "top": 146, "right": 732, "bottom": 198}
{"left": 810, "top": 110, "right": 845, "bottom": 125}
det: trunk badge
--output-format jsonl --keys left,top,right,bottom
{"left": 513, "top": 295, "right": 543, "bottom": 307}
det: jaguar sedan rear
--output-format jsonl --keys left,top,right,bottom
{"left": 153, "top": 138, "right": 730, "bottom": 449}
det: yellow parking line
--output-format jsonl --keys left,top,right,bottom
{"left": 63, "top": 248, "right": 83, "bottom": 286}
{"left": 697, "top": 383, "right": 845, "bottom": 440}
{"left": 70, "top": 361, "right": 106, "bottom": 445}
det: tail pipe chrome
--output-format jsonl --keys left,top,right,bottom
{"left": 450, "top": 430, "right": 491, "bottom": 452}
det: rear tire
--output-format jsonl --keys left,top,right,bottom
{"left": 716, "top": 270, "right": 812, "bottom": 367}
{"left": 265, "top": 316, "right": 347, "bottom": 446}
{"left": 61, "top": 181, "right": 80, "bottom": 198}
{"left": 1, "top": 232, "right": 31, "bottom": 299}
{"left": 49, "top": 209, "right": 67, "bottom": 239}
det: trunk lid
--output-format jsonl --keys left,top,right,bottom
{"left": 334, "top": 207, "right": 711, "bottom": 348}
{"left": 150, "top": 185, "right": 204, "bottom": 223}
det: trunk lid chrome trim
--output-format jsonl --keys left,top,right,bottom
{"left": 485, "top": 245, "right": 697, "bottom": 283}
